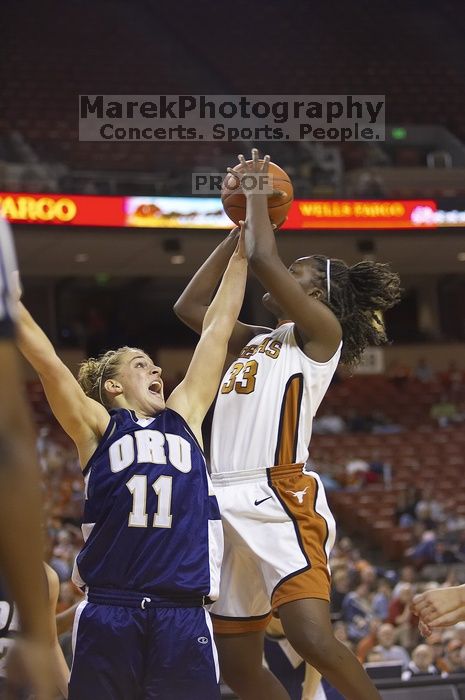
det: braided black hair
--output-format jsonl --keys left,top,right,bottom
{"left": 310, "top": 255, "right": 402, "bottom": 366}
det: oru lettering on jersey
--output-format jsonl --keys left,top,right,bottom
{"left": 109, "top": 430, "right": 192, "bottom": 473}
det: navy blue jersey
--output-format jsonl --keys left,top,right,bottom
{"left": 73, "top": 408, "right": 223, "bottom": 599}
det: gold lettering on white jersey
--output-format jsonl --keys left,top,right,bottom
{"left": 239, "top": 337, "right": 282, "bottom": 361}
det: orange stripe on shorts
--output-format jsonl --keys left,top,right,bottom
{"left": 268, "top": 464, "right": 331, "bottom": 609}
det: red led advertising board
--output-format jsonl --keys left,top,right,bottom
{"left": 0, "top": 192, "right": 453, "bottom": 229}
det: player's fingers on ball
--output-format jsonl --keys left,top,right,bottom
{"left": 262, "top": 154, "right": 270, "bottom": 172}
{"left": 238, "top": 154, "right": 247, "bottom": 169}
{"left": 227, "top": 167, "right": 240, "bottom": 180}
{"left": 251, "top": 148, "right": 259, "bottom": 165}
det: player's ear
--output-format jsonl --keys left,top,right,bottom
{"left": 104, "top": 379, "right": 123, "bottom": 396}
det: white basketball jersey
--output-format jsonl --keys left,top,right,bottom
{"left": 211, "top": 323, "right": 342, "bottom": 473}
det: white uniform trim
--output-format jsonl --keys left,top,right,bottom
{"left": 211, "top": 467, "right": 269, "bottom": 486}
{"left": 70, "top": 600, "right": 87, "bottom": 675}
{"left": 203, "top": 610, "right": 220, "bottom": 683}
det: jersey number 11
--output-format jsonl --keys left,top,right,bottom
{"left": 126, "top": 474, "right": 173, "bottom": 529}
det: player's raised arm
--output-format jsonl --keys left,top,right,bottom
{"left": 16, "top": 301, "right": 109, "bottom": 463}
{"left": 168, "top": 225, "right": 248, "bottom": 442}
{"left": 173, "top": 227, "right": 269, "bottom": 356}
{"left": 232, "top": 149, "right": 342, "bottom": 363}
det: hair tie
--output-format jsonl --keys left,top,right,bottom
{"left": 326, "top": 258, "right": 331, "bottom": 303}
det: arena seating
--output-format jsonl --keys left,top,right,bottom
{"left": 311, "top": 373, "right": 465, "bottom": 560}
{"left": 3, "top": 0, "right": 465, "bottom": 179}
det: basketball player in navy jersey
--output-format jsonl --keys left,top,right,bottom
{"left": 0, "top": 220, "right": 53, "bottom": 700}
{"left": 15, "top": 230, "right": 248, "bottom": 699}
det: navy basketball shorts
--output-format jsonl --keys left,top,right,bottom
{"left": 69, "top": 597, "right": 220, "bottom": 700}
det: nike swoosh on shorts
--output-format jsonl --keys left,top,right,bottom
{"left": 254, "top": 496, "right": 272, "bottom": 506}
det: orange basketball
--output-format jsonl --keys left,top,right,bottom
{"left": 221, "top": 160, "right": 293, "bottom": 228}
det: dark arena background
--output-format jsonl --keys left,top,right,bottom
{"left": 3, "top": 0, "right": 465, "bottom": 698}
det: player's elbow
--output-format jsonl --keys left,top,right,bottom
{"left": 173, "top": 299, "right": 204, "bottom": 334}
{"left": 173, "top": 298, "right": 188, "bottom": 321}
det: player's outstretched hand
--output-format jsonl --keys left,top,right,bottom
{"left": 412, "top": 585, "right": 465, "bottom": 630}
{"left": 235, "top": 148, "right": 270, "bottom": 174}
{"left": 227, "top": 148, "right": 286, "bottom": 199}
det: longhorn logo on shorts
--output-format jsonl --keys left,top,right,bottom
{"left": 285, "top": 486, "right": 309, "bottom": 504}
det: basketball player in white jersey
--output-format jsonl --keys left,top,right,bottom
{"left": 0, "top": 220, "right": 53, "bottom": 700}
{"left": 175, "top": 150, "right": 401, "bottom": 700}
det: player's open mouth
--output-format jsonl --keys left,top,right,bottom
{"left": 148, "top": 380, "right": 162, "bottom": 395}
